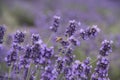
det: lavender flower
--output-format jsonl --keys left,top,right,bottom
{"left": 13, "top": 31, "right": 25, "bottom": 44}
{"left": 50, "top": 15, "right": 61, "bottom": 32}
{"left": 80, "top": 25, "right": 100, "bottom": 40}
{"left": 41, "top": 65, "right": 58, "bottom": 80}
{"left": 91, "top": 57, "right": 110, "bottom": 80}
{"left": 71, "top": 58, "right": 92, "bottom": 80}
{"left": 64, "top": 66, "right": 73, "bottom": 80}
{"left": 4, "top": 16, "right": 114, "bottom": 80}
{"left": 24, "top": 45, "right": 32, "bottom": 59}
{"left": 12, "top": 43, "right": 24, "bottom": 51}
{"left": 99, "top": 40, "right": 113, "bottom": 56}
{"left": 91, "top": 40, "right": 113, "bottom": 80}
{"left": 31, "top": 42, "right": 41, "bottom": 59}
{"left": 0, "top": 25, "right": 6, "bottom": 44}
{"left": 31, "top": 33, "right": 41, "bottom": 44}
{"left": 69, "top": 36, "right": 80, "bottom": 46}
{"left": 65, "top": 20, "right": 76, "bottom": 37}
{"left": 79, "top": 29, "right": 87, "bottom": 40}
{"left": 60, "top": 40, "right": 70, "bottom": 48}
{"left": 19, "top": 58, "right": 30, "bottom": 69}
{"left": 55, "top": 57, "right": 65, "bottom": 73}
{"left": 86, "top": 25, "right": 100, "bottom": 38}
{"left": 5, "top": 49, "right": 18, "bottom": 66}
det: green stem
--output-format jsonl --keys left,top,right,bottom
{"left": 57, "top": 73, "right": 63, "bottom": 80}
{"left": 8, "top": 63, "right": 13, "bottom": 80}
{"left": 46, "top": 33, "right": 53, "bottom": 45}
{"left": 26, "top": 63, "right": 33, "bottom": 80}
{"left": 89, "top": 58, "right": 98, "bottom": 65}
{"left": 35, "top": 65, "right": 41, "bottom": 80}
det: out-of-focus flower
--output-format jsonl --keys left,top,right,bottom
{"left": 50, "top": 15, "right": 61, "bottom": 32}
{"left": 80, "top": 25, "right": 100, "bottom": 40}
{"left": 0, "top": 25, "right": 6, "bottom": 44}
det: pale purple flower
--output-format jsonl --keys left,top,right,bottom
{"left": 0, "top": 25, "right": 6, "bottom": 44}
{"left": 50, "top": 15, "right": 61, "bottom": 32}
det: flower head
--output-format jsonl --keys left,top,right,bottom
{"left": 13, "top": 31, "right": 25, "bottom": 44}
{"left": 0, "top": 25, "right": 6, "bottom": 44}
{"left": 50, "top": 15, "right": 61, "bottom": 32}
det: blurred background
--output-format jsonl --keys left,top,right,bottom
{"left": 0, "top": 0, "right": 120, "bottom": 80}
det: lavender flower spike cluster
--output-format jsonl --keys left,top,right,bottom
{"left": 0, "top": 16, "right": 113, "bottom": 80}
{"left": 91, "top": 40, "right": 113, "bottom": 80}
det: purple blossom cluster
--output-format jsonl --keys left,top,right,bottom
{"left": 91, "top": 40, "right": 113, "bottom": 80}
{"left": 0, "top": 25, "right": 6, "bottom": 44}
{"left": 79, "top": 25, "right": 100, "bottom": 40}
{"left": 0, "top": 16, "right": 113, "bottom": 80}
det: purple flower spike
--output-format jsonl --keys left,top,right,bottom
{"left": 99, "top": 40, "right": 113, "bottom": 56}
{"left": 14, "top": 31, "right": 25, "bottom": 44}
{"left": 65, "top": 20, "right": 76, "bottom": 37}
{"left": 50, "top": 15, "right": 61, "bottom": 32}
{"left": 0, "top": 25, "right": 6, "bottom": 44}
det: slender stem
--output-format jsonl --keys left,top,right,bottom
{"left": 8, "top": 63, "right": 13, "bottom": 80}
{"left": 46, "top": 33, "right": 53, "bottom": 45}
{"left": 89, "top": 58, "right": 98, "bottom": 65}
{"left": 57, "top": 73, "right": 64, "bottom": 80}
{"left": 26, "top": 62, "right": 33, "bottom": 80}
{"left": 35, "top": 65, "right": 41, "bottom": 80}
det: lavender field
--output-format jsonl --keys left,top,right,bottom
{"left": 0, "top": 0, "right": 120, "bottom": 80}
